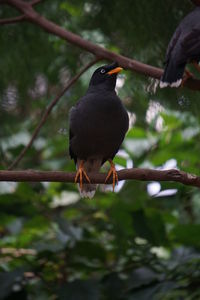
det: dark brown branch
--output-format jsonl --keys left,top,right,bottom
{"left": 0, "top": 14, "right": 25, "bottom": 25}
{"left": 191, "top": 0, "right": 200, "bottom": 6}
{"left": 8, "top": 57, "right": 100, "bottom": 170}
{"left": 4, "top": 0, "right": 200, "bottom": 90}
{"left": 0, "top": 168, "right": 200, "bottom": 188}
{"left": 30, "top": 0, "right": 43, "bottom": 6}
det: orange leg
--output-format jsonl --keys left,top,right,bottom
{"left": 75, "top": 160, "right": 90, "bottom": 191}
{"left": 105, "top": 159, "right": 118, "bottom": 192}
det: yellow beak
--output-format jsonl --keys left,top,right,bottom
{"left": 107, "top": 67, "right": 123, "bottom": 75}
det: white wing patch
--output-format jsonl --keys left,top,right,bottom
{"left": 160, "top": 78, "right": 182, "bottom": 88}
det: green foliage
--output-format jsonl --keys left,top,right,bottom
{"left": 1, "top": 0, "right": 200, "bottom": 299}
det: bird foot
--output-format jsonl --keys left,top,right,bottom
{"left": 105, "top": 159, "right": 118, "bottom": 192}
{"left": 181, "top": 69, "right": 194, "bottom": 87}
{"left": 75, "top": 160, "right": 90, "bottom": 191}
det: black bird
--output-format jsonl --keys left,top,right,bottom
{"left": 69, "top": 62, "right": 129, "bottom": 198}
{"left": 160, "top": 6, "right": 200, "bottom": 88}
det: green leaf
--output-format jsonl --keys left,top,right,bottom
{"left": 58, "top": 280, "right": 100, "bottom": 300}
{"left": 172, "top": 224, "right": 200, "bottom": 248}
{"left": 0, "top": 268, "right": 25, "bottom": 300}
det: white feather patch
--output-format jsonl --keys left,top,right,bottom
{"left": 160, "top": 79, "right": 182, "bottom": 88}
{"left": 170, "top": 79, "right": 182, "bottom": 87}
{"left": 78, "top": 185, "right": 96, "bottom": 199}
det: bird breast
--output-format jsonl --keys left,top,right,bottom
{"left": 70, "top": 92, "right": 129, "bottom": 159}
{"left": 79, "top": 94, "right": 127, "bottom": 136}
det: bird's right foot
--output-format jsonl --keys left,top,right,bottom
{"left": 75, "top": 160, "right": 91, "bottom": 190}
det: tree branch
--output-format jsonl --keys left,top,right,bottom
{"left": 8, "top": 57, "right": 100, "bottom": 170}
{"left": 0, "top": 168, "right": 200, "bottom": 188}
{"left": 30, "top": 0, "right": 43, "bottom": 6}
{"left": 191, "top": 0, "right": 200, "bottom": 6}
{"left": 0, "top": 15, "right": 25, "bottom": 25}
{"left": 4, "top": 0, "right": 200, "bottom": 90}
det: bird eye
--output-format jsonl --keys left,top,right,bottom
{"left": 100, "top": 69, "right": 106, "bottom": 74}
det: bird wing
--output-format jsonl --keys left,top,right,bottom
{"left": 69, "top": 127, "right": 76, "bottom": 160}
{"left": 165, "top": 27, "right": 182, "bottom": 63}
{"left": 68, "top": 97, "right": 87, "bottom": 161}
{"left": 180, "top": 28, "right": 200, "bottom": 60}
{"left": 69, "top": 104, "right": 80, "bottom": 162}
{"left": 165, "top": 7, "right": 200, "bottom": 64}
{"left": 69, "top": 92, "right": 128, "bottom": 164}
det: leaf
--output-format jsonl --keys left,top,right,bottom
{"left": 72, "top": 240, "right": 106, "bottom": 262}
{"left": 125, "top": 137, "right": 157, "bottom": 158}
{"left": 126, "top": 267, "right": 160, "bottom": 290}
{"left": 56, "top": 218, "right": 83, "bottom": 243}
{"left": 127, "top": 281, "right": 179, "bottom": 300}
{"left": 172, "top": 224, "right": 200, "bottom": 248}
{"left": 58, "top": 280, "right": 100, "bottom": 300}
{"left": 145, "top": 209, "right": 168, "bottom": 246}
{"left": 101, "top": 273, "right": 124, "bottom": 300}
{"left": 6, "top": 218, "right": 23, "bottom": 235}
{"left": 161, "top": 112, "right": 182, "bottom": 130}
{"left": 132, "top": 209, "right": 168, "bottom": 246}
{"left": 0, "top": 268, "right": 25, "bottom": 300}
{"left": 126, "top": 127, "right": 147, "bottom": 139}
{"left": 110, "top": 200, "right": 135, "bottom": 237}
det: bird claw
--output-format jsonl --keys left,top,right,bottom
{"left": 75, "top": 161, "right": 90, "bottom": 191}
{"left": 105, "top": 160, "right": 118, "bottom": 192}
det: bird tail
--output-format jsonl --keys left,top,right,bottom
{"left": 160, "top": 60, "right": 185, "bottom": 88}
{"left": 77, "top": 159, "right": 102, "bottom": 199}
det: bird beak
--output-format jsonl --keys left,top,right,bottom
{"left": 107, "top": 67, "right": 123, "bottom": 75}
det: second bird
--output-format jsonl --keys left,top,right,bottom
{"left": 160, "top": 5, "right": 200, "bottom": 88}
{"left": 69, "top": 62, "right": 129, "bottom": 198}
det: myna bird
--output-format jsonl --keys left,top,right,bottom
{"left": 160, "top": 6, "right": 200, "bottom": 88}
{"left": 69, "top": 62, "right": 129, "bottom": 198}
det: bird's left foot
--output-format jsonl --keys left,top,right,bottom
{"left": 105, "top": 159, "right": 118, "bottom": 192}
{"left": 75, "top": 160, "right": 91, "bottom": 191}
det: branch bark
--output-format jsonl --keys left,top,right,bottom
{"left": 0, "top": 168, "right": 200, "bottom": 188}
{"left": 3, "top": 0, "right": 200, "bottom": 90}
{"left": 0, "top": 15, "right": 25, "bottom": 25}
{"left": 191, "top": 0, "right": 200, "bottom": 6}
{"left": 30, "top": 0, "right": 43, "bottom": 6}
{"left": 8, "top": 57, "right": 100, "bottom": 170}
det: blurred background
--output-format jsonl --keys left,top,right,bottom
{"left": 1, "top": 0, "right": 200, "bottom": 299}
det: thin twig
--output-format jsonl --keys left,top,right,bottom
{"left": 0, "top": 15, "right": 25, "bottom": 25}
{"left": 0, "top": 168, "right": 200, "bottom": 188}
{"left": 8, "top": 57, "right": 100, "bottom": 170}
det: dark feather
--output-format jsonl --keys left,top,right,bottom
{"left": 160, "top": 7, "right": 200, "bottom": 87}
{"left": 69, "top": 90, "right": 128, "bottom": 163}
{"left": 69, "top": 62, "right": 129, "bottom": 198}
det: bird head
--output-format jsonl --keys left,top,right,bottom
{"left": 89, "top": 62, "right": 123, "bottom": 91}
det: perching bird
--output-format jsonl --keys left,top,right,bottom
{"left": 69, "top": 62, "right": 129, "bottom": 198}
{"left": 160, "top": 6, "right": 200, "bottom": 88}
